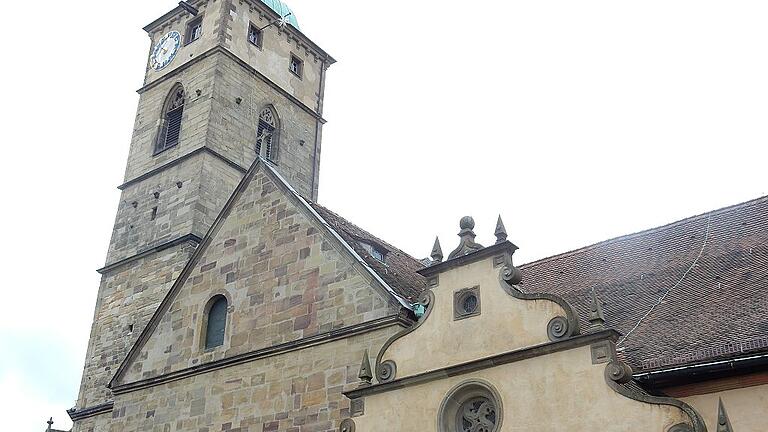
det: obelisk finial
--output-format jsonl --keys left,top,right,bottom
{"left": 494, "top": 215, "right": 508, "bottom": 244}
{"left": 589, "top": 288, "right": 606, "bottom": 331}
{"left": 358, "top": 349, "right": 373, "bottom": 387}
{"left": 717, "top": 398, "right": 733, "bottom": 432}
{"left": 430, "top": 237, "right": 444, "bottom": 264}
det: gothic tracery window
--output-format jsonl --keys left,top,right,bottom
{"left": 456, "top": 397, "right": 497, "bottom": 432}
{"left": 439, "top": 381, "right": 501, "bottom": 432}
{"left": 256, "top": 107, "right": 279, "bottom": 161}
{"left": 204, "top": 295, "right": 227, "bottom": 350}
{"left": 155, "top": 84, "right": 185, "bottom": 154}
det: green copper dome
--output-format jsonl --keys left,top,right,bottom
{"left": 260, "top": 0, "right": 299, "bottom": 29}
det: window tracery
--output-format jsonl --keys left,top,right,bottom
{"left": 155, "top": 85, "right": 185, "bottom": 154}
{"left": 256, "top": 107, "right": 278, "bottom": 161}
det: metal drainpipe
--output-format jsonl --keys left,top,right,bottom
{"left": 310, "top": 57, "right": 328, "bottom": 201}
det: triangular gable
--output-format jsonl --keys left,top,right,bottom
{"left": 110, "top": 158, "right": 410, "bottom": 388}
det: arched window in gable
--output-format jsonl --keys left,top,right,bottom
{"left": 256, "top": 106, "right": 279, "bottom": 161}
{"left": 155, "top": 84, "right": 185, "bottom": 154}
{"left": 204, "top": 295, "right": 228, "bottom": 349}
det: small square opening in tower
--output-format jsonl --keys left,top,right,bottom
{"left": 248, "top": 23, "right": 262, "bottom": 48}
{"left": 185, "top": 16, "right": 203, "bottom": 45}
{"left": 289, "top": 55, "right": 303, "bottom": 79}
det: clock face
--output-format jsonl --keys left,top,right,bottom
{"left": 150, "top": 31, "right": 182, "bottom": 71}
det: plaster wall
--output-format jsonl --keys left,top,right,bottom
{"left": 383, "top": 256, "right": 566, "bottom": 378}
{"left": 355, "top": 345, "right": 689, "bottom": 432}
{"left": 119, "top": 166, "right": 399, "bottom": 384}
{"left": 682, "top": 384, "right": 768, "bottom": 432}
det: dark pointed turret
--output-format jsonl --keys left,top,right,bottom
{"left": 494, "top": 215, "right": 508, "bottom": 244}
{"left": 358, "top": 349, "right": 373, "bottom": 387}
{"left": 717, "top": 398, "right": 733, "bottom": 432}
{"left": 430, "top": 237, "right": 444, "bottom": 264}
{"left": 589, "top": 288, "right": 606, "bottom": 331}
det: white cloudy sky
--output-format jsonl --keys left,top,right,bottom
{"left": 1, "top": 0, "right": 767, "bottom": 430}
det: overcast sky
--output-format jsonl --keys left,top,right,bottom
{"left": 2, "top": 1, "right": 767, "bottom": 430}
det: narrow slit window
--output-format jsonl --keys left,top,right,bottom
{"left": 248, "top": 23, "right": 262, "bottom": 48}
{"left": 150, "top": 207, "right": 158, "bottom": 221}
{"left": 185, "top": 17, "right": 203, "bottom": 45}
{"left": 204, "top": 296, "right": 227, "bottom": 349}
{"left": 256, "top": 107, "right": 278, "bottom": 161}
{"left": 289, "top": 55, "right": 303, "bottom": 78}
{"left": 155, "top": 85, "right": 185, "bottom": 154}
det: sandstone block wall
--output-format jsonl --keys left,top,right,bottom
{"left": 206, "top": 51, "right": 321, "bottom": 200}
{"left": 111, "top": 328, "right": 397, "bottom": 432}
{"left": 120, "top": 166, "right": 399, "bottom": 383}
{"left": 77, "top": 242, "right": 197, "bottom": 408}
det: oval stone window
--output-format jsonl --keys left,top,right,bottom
{"left": 439, "top": 381, "right": 502, "bottom": 432}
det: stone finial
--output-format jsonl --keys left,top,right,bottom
{"left": 717, "top": 398, "right": 733, "bottom": 432}
{"left": 47, "top": 418, "right": 53, "bottom": 431}
{"left": 494, "top": 215, "right": 508, "bottom": 244}
{"left": 357, "top": 349, "right": 373, "bottom": 387}
{"left": 430, "top": 237, "right": 444, "bottom": 264}
{"left": 447, "top": 217, "right": 484, "bottom": 260}
{"left": 589, "top": 288, "right": 606, "bottom": 331}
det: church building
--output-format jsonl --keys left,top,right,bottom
{"left": 64, "top": 1, "right": 767, "bottom": 431}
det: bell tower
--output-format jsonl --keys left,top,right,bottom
{"left": 70, "top": 0, "right": 334, "bottom": 427}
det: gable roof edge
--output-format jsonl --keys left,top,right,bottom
{"left": 262, "top": 162, "right": 412, "bottom": 310}
{"left": 108, "top": 158, "right": 412, "bottom": 390}
{"left": 108, "top": 158, "right": 266, "bottom": 389}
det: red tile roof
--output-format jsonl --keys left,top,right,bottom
{"left": 519, "top": 196, "right": 768, "bottom": 371}
{"left": 316, "top": 195, "right": 768, "bottom": 372}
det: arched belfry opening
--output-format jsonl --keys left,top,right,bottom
{"left": 256, "top": 106, "right": 279, "bottom": 161}
{"left": 155, "top": 83, "right": 185, "bottom": 154}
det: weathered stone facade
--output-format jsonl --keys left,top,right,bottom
{"left": 72, "top": 1, "right": 340, "bottom": 430}
{"left": 70, "top": 1, "right": 768, "bottom": 431}
{"left": 116, "top": 165, "right": 401, "bottom": 384}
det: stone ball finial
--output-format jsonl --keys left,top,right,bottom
{"left": 460, "top": 216, "right": 475, "bottom": 231}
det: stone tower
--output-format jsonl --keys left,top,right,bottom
{"left": 72, "top": 0, "right": 334, "bottom": 422}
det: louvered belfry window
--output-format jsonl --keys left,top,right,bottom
{"left": 256, "top": 107, "right": 278, "bottom": 160}
{"left": 155, "top": 86, "right": 185, "bottom": 154}
{"left": 204, "top": 296, "right": 227, "bottom": 350}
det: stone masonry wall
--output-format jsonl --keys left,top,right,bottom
{"left": 223, "top": 0, "right": 325, "bottom": 110}
{"left": 84, "top": 153, "right": 247, "bottom": 408}
{"left": 120, "top": 165, "right": 399, "bottom": 383}
{"left": 110, "top": 327, "right": 398, "bottom": 432}
{"left": 76, "top": 242, "right": 197, "bottom": 409}
{"left": 206, "top": 51, "right": 320, "bottom": 200}
{"left": 122, "top": 56, "right": 217, "bottom": 185}
{"left": 106, "top": 157, "right": 204, "bottom": 264}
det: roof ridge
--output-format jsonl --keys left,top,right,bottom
{"left": 520, "top": 194, "right": 768, "bottom": 270}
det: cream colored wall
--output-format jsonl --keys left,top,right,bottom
{"left": 382, "top": 256, "right": 565, "bottom": 379}
{"left": 356, "top": 345, "right": 689, "bottom": 432}
{"left": 682, "top": 384, "right": 768, "bottom": 432}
